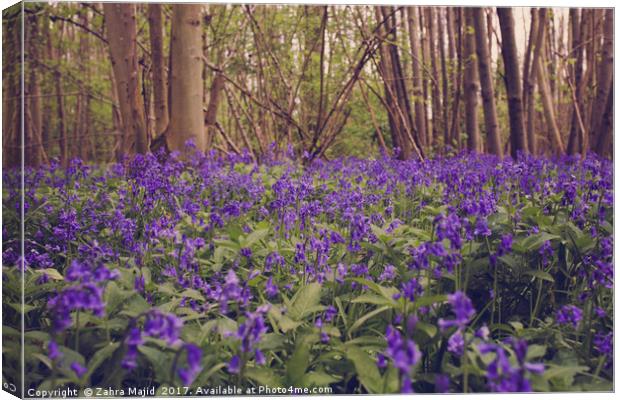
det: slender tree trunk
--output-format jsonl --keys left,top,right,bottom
{"left": 497, "top": 7, "right": 527, "bottom": 158}
{"left": 420, "top": 8, "right": 432, "bottom": 147}
{"left": 472, "top": 7, "right": 502, "bottom": 158}
{"left": 50, "top": 20, "right": 68, "bottom": 166}
{"left": 103, "top": 3, "right": 148, "bottom": 156}
{"left": 438, "top": 8, "right": 450, "bottom": 150}
{"left": 566, "top": 9, "right": 584, "bottom": 154}
{"left": 463, "top": 8, "right": 480, "bottom": 152}
{"left": 594, "top": 77, "right": 613, "bottom": 157}
{"left": 590, "top": 9, "right": 613, "bottom": 149}
{"left": 407, "top": 7, "right": 427, "bottom": 149}
{"left": 427, "top": 7, "right": 442, "bottom": 149}
{"left": 26, "top": 12, "right": 45, "bottom": 166}
{"left": 165, "top": 4, "right": 207, "bottom": 153}
{"left": 148, "top": 4, "right": 169, "bottom": 138}
{"left": 523, "top": 8, "right": 538, "bottom": 154}
{"left": 205, "top": 72, "right": 225, "bottom": 148}
{"left": 447, "top": 7, "right": 461, "bottom": 149}
{"left": 534, "top": 8, "right": 564, "bottom": 154}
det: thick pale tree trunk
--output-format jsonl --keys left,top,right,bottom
{"left": 103, "top": 3, "right": 149, "bottom": 156}
{"left": 463, "top": 8, "right": 480, "bottom": 153}
{"left": 497, "top": 7, "right": 527, "bottom": 158}
{"left": 148, "top": 4, "right": 169, "bottom": 138}
{"left": 166, "top": 4, "right": 207, "bottom": 153}
{"left": 472, "top": 7, "right": 502, "bottom": 158}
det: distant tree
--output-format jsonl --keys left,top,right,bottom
{"left": 148, "top": 4, "right": 169, "bottom": 139}
{"left": 592, "top": 9, "right": 613, "bottom": 155}
{"left": 406, "top": 7, "right": 427, "bottom": 149}
{"left": 103, "top": 3, "right": 148, "bottom": 157}
{"left": 463, "top": 8, "right": 480, "bottom": 153}
{"left": 472, "top": 7, "right": 502, "bottom": 158}
{"left": 497, "top": 7, "right": 527, "bottom": 158}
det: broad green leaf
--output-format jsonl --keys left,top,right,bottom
{"left": 288, "top": 282, "right": 322, "bottom": 320}
{"left": 343, "top": 344, "right": 382, "bottom": 393}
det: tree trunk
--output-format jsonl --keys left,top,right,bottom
{"left": 50, "top": 20, "right": 68, "bottom": 166}
{"left": 590, "top": 9, "right": 613, "bottom": 149}
{"left": 3, "top": 5, "right": 22, "bottom": 169}
{"left": 26, "top": 12, "right": 45, "bottom": 167}
{"left": 523, "top": 8, "right": 538, "bottom": 154}
{"left": 420, "top": 8, "right": 432, "bottom": 147}
{"left": 166, "top": 4, "right": 207, "bottom": 153}
{"left": 534, "top": 8, "right": 564, "bottom": 154}
{"left": 463, "top": 8, "right": 480, "bottom": 153}
{"left": 103, "top": 3, "right": 148, "bottom": 156}
{"left": 406, "top": 7, "right": 427, "bottom": 149}
{"left": 205, "top": 72, "right": 226, "bottom": 148}
{"left": 566, "top": 9, "right": 584, "bottom": 154}
{"left": 427, "top": 7, "right": 442, "bottom": 149}
{"left": 497, "top": 7, "right": 527, "bottom": 158}
{"left": 438, "top": 8, "right": 450, "bottom": 150}
{"left": 472, "top": 7, "right": 502, "bottom": 158}
{"left": 447, "top": 7, "right": 462, "bottom": 149}
{"left": 594, "top": 77, "right": 613, "bottom": 157}
{"left": 148, "top": 4, "right": 169, "bottom": 138}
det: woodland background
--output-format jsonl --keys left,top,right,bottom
{"left": 2, "top": 3, "right": 614, "bottom": 167}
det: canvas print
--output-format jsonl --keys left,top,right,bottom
{"left": 1, "top": 2, "right": 614, "bottom": 397}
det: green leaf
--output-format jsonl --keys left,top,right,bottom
{"left": 543, "top": 364, "right": 588, "bottom": 386}
{"left": 246, "top": 366, "right": 283, "bottom": 387}
{"left": 343, "top": 344, "right": 382, "bottom": 393}
{"left": 85, "top": 343, "right": 121, "bottom": 382}
{"left": 348, "top": 306, "right": 390, "bottom": 337}
{"left": 351, "top": 293, "right": 395, "bottom": 307}
{"left": 288, "top": 282, "right": 322, "bottom": 320}
{"left": 34, "top": 268, "right": 64, "bottom": 281}
{"left": 523, "top": 270, "right": 555, "bottom": 282}
{"left": 268, "top": 306, "right": 303, "bottom": 333}
{"left": 243, "top": 228, "right": 269, "bottom": 248}
{"left": 285, "top": 334, "right": 317, "bottom": 386}
{"left": 300, "top": 370, "right": 339, "bottom": 387}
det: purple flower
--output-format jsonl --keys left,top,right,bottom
{"left": 539, "top": 240, "right": 554, "bottom": 266}
{"left": 144, "top": 310, "right": 183, "bottom": 345}
{"left": 435, "top": 374, "right": 450, "bottom": 393}
{"left": 227, "top": 355, "right": 241, "bottom": 374}
{"left": 378, "top": 264, "right": 397, "bottom": 282}
{"left": 48, "top": 340, "right": 62, "bottom": 361}
{"left": 447, "top": 330, "right": 465, "bottom": 356}
{"left": 479, "top": 339, "right": 544, "bottom": 392}
{"left": 71, "top": 362, "right": 87, "bottom": 378}
{"left": 240, "top": 247, "right": 252, "bottom": 259}
{"left": 556, "top": 305, "right": 583, "bottom": 328}
{"left": 324, "top": 305, "right": 337, "bottom": 322}
{"left": 497, "top": 234, "right": 513, "bottom": 256}
{"left": 382, "top": 325, "right": 421, "bottom": 377}
{"left": 178, "top": 344, "right": 202, "bottom": 385}
{"left": 376, "top": 353, "right": 387, "bottom": 369}
{"left": 438, "top": 291, "right": 475, "bottom": 332}
{"left": 265, "top": 277, "right": 278, "bottom": 298}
